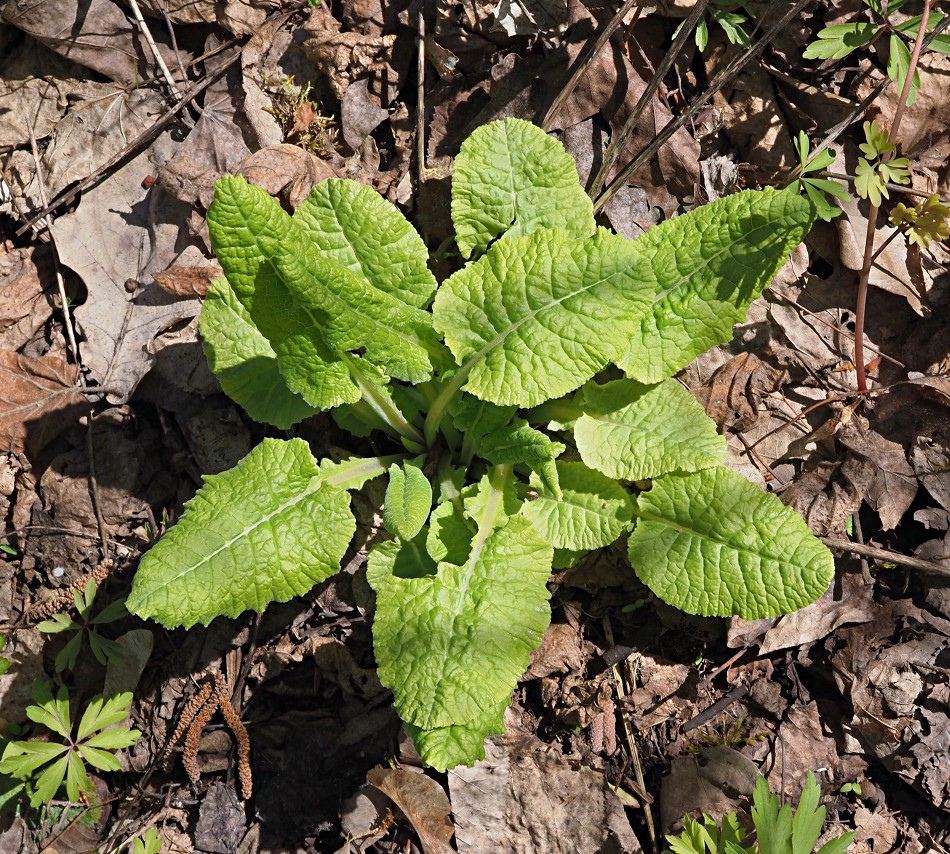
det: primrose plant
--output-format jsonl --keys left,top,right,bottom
{"left": 127, "top": 119, "right": 832, "bottom": 770}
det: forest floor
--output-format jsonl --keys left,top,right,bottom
{"left": 0, "top": 0, "right": 949, "bottom": 851}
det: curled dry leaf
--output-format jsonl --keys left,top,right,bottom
{"left": 302, "top": 4, "right": 397, "bottom": 101}
{"left": 153, "top": 264, "right": 224, "bottom": 300}
{"left": 0, "top": 352, "right": 84, "bottom": 456}
{"left": 367, "top": 768, "right": 455, "bottom": 854}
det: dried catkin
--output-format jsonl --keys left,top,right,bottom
{"left": 182, "top": 688, "right": 217, "bottom": 786}
{"left": 214, "top": 672, "right": 253, "bottom": 800}
{"left": 29, "top": 560, "right": 113, "bottom": 621}
{"left": 163, "top": 682, "right": 213, "bottom": 772}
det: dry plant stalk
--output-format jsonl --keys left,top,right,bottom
{"left": 167, "top": 672, "right": 253, "bottom": 799}
{"left": 29, "top": 560, "right": 113, "bottom": 621}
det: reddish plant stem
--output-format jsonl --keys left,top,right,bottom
{"left": 854, "top": 0, "right": 932, "bottom": 391}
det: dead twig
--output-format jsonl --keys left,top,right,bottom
{"left": 822, "top": 537, "right": 950, "bottom": 579}
{"left": 126, "top": 0, "right": 182, "bottom": 98}
{"left": 542, "top": 0, "right": 643, "bottom": 133}
{"left": 593, "top": 0, "right": 812, "bottom": 213}
{"left": 15, "top": 46, "right": 241, "bottom": 237}
{"left": 589, "top": 0, "right": 706, "bottom": 197}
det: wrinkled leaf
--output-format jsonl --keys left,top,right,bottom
{"left": 452, "top": 118, "right": 594, "bottom": 257}
{"left": 434, "top": 228, "right": 653, "bottom": 407}
{"left": 128, "top": 438, "right": 355, "bottom": 627}
{"left": 574, "top": 378, "right": 727, "bottom": 480}
{"left": 629, "top": 467, "right": 834, "bottom": 618}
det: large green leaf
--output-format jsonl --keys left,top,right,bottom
{"left": 451, "top": 118, "right": 595, "bottom": 258}
{"left": 574, "top": 378, "right": 726, "bottom": 481}
{"left": 200, "top": 276, "right": 320, "bottom": 429}
{"left": 628, "top": 467, "right": 834, "bottom": 618}
{"left": 367, "top": 515, "right": 553, "bottom": 730}
{"left": 293, "top": 178, "right": 437, "bottom": 308}
{"left": 433, "top": 228, "right": 654, "bottom": 407}
{"left": 520, "top": 460, "right": 633, "bottom": 551}
{"left": 404, "top": 699, "right": 507, "bottom": 772}
{"left": 128, "top": 439, "right": 355, "bottom": 627}
{"left": 618, "top": 188, "right": 816, "bottom": 383}
{"left": 210, "top": 176, "right": 446, "bottom": 391}
{"left": 207, "top": 176, "right": 358, "bottom": 410}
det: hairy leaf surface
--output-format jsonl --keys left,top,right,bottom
{"left": 618, "top": 188, "right": 816, "bottom": 383}
{"left": 433, "top": 228, "right": 653, "bottom": 407}
{"left": 452, "top": 118, "right": 595, "bottom": 258}
{"left": 207, "top": 176, "right": 358, "bottom": 410}
{"left": 404, "top": 700, "right": 507, "bottom": 772}
{"left": 628, "top": 467, "right": 834, "bottom": 618}
{"left": 367, "top": 515, "right": 553, "bottom": 730}
{"left": 127, "top": 439, "right": 355, "bottom": 627}
{"left": 574, "top": 378, "right": 727, "bottom": 480}
{"left": 521, "top": 460, "right": 633, "bottom": 551}
{"left": 294, "top": 178, "right": 437, "bottom": 309}
{"left": 200, "top": 277, "right": 319, "bottom": 429}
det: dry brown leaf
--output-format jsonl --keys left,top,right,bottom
{"left": 837, "top": 417, "right": 917, "bottom": 530}
{"left": 0, "top": 352, "right": 83, "bottom": 455}
{"left": 25, "top": 88, "right": 167, "bottom": 208}
{"left": 52, "top": 140, "right": 202, "bottom": 402}
{"left": 153, "top": 263, "right": 223, "bottom": 299}
{"left": 449, "top": 734, "right": 641, "bottom": 853}
{"left": 302, "top": 5, "right": 396, "bottom": 101}
{"left": 367, "top": 768, "right": 454, "bottom": 854}
{"left": 0, "top": 0, "right": 178, "bottom": 83}
{"left": 236, "top": 145, "right": 339, "bottom": 209}
{"left": 158, "top": 56, "right": 252, "bottom": 209}
{"left": 831, "top": 599, "right": 950, "bottom": 810}
{"left": 0, "top": 247, "right": 42, "bottom": 326}
{"left": 766, "top": 701, "right": 867, "bottom": 799}
{"left": 737, "top": 571, "right": 875, "bottom": 655}
{"left": 660, "top": 746, "right": 758, "bottom": 832}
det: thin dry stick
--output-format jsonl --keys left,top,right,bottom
{"left": 84, "top": 414, "right": 110, "bottom": 552}
{"left": 589, "top": 0, "right": 708, "bottom": 197}
{"left": 603, "top": 617, "right": 658, "bottom": 853}
{"left": 768, "top": 287, "right": 905, "bottom": 370}
{"left": 126, "top": 0, "right": 181, "bottom": 98}
{"left": 822, "top": 537, "right": 950, "bottom": 578}
{"left": 15, "top": 47, "right": 241, "bottom": 236}
{"left": 593, "top": 0, "right": 812, "bottom": 214}
{"left": 156, "top": 1, "right": 189, "bottom": 88}
{"left": 23, "top": 114, "right": 81, "bottom": 366}
{"left": 416, "top": 7, "right": 426, "bottom": 189}
{"left": 542, "top": 0, "right": 642, "bottom": 132}
{"left": 855, "top": 2, "right": 932, "bottom": 391}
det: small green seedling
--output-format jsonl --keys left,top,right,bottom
{"left": 0, "top": 681, "right": 140, "bottom": 807}
{"left": 127, "top": 119, "right": 833, "bottom": 771}
{"left": 804, "top": 0, "right": 950, "bottom": 105}
{"left": 854, "top": 120, "right": 910, "bottom": 208}
{"left": 889, "top": 193, "right": 950, "bottom": 247}
{"left": 37, "top": 579, "right": 127, "bottom": 673}
{"left": 665, "top": 773, "right": 854, "bottom": 854}
{"left": 675, "top": 1, "right": 752, "bottom": 52}
{"left": 791, "top": 132, "right": 849, "bottom": 222}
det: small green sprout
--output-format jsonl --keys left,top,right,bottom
{"left": 0, "top": 681, "right": 140, "bottom": 807}
{"left": 37, "top": 579, "right": 126, "bottom": 673}
{"left": 889, "top": 194, "right": 950, "bottom": 247}
{"left": 791, "top": 131, "right": 849, "bottom": 221}
{"left": 854, "top": 120, "right": 910, "bottom": 207}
